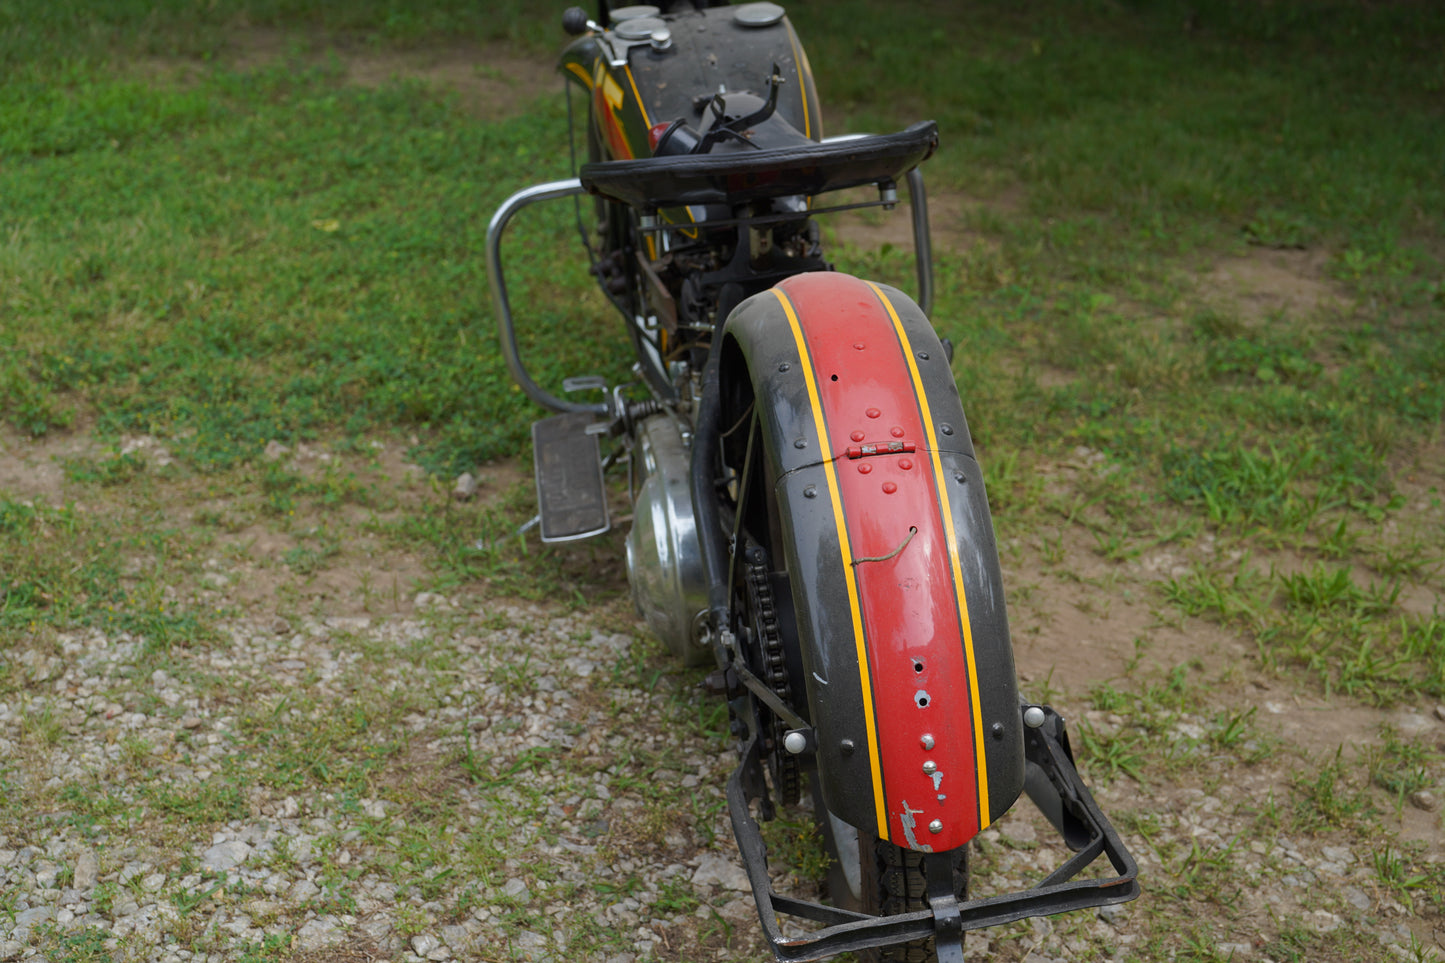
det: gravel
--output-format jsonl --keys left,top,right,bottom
{"left": 3, "top": 596, "right": 1442, "bottom": 961}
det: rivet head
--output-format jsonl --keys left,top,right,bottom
{"left": 853, "top": 342, "right": 866, "bottom": 350}
{"left": 865, "top": 407, "right": 881, "bottom": 419}
{"left": 1023, "top": 706, "right": 1046, "bottom": 728}
{"left": 882, "top": 481, "right": 897, "bottom": 494}
{"left": 992, "top": 722, "right": 1005, "bottom": 740}
{"left": 858, "top": 463, "right": 873, "bottom": 474}
{"left": 778, "top": 362, "right": 791, "bottom": 372}
{"left": 840, "top": 738, "right": 855, "bottom": 755}
{"left": 794, "top": 438, "right": 807, "bottom": 449}
{"left": 850, "top": 430, "right": 866, "bottom": 442}
{"left": 890, "top": 426, "right": 904, "bottom": 438}
{"left": 784, "top": 731, "right": 808, "bottom": 754}
{"left": 939, "top": 423, "right": 953, "bottom": 436}
{"left": 920, "top": 733, "right": 935, "bottom": 750}
{"left": 803, "top": 485, "right": 817, "bottom": 499}
{"left": 899, "top": 458, "right": 913, "bottom": 471}
{"left": 928, "top": 819, "right": 943, "bottom": 834}
{"left": 922, "top": 760, "right": 937, "bottom": 775}
{"left": 917, "top": 351, "right": 930, "bottom": 361}
{"left": 953, "top": 470, "right": 966, "bottom": 483}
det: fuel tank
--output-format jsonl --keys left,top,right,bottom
{"left": 558, "top": 2, "right": 823, "bottom": 162}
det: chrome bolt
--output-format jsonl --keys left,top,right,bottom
{"left": 922, "top": 760, "right": 937, "bottom": 776}
{"left": 920, "top": 733, "right": 935, "bottom": 750}
{"left": 1023, "top": 705, "right": 1046, "bottom": 729}
{"left": 928, "top": 819, "right": 943, "bottom": 834}
{"left": 783, "top": 731, "right": 808, "bottom": 755}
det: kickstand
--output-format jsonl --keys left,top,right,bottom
{"left": 474, "top": 514, "right": 539, "bottom": 551}
{"left": 924, "top": 851, "right": 966, "bottom": 963}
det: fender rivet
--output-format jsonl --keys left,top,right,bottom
{"left": 899, "top": 458, "right": 913, "bottom": 471}
{"left": 881, "top": 481, "right": 897, "bottom": 494}
{"left": 953, "top": 470, "right": 966, "bottom": 483}
{"left": 778, "top": 362, "right": 791, "bottom": 372}
{"left": 940, "top": 423, "right": 953, "bottom": 436}
{"left": 992, "top": 722, "right": 1006, "bottom": 740}
{"left": 794, "top": 438, "right": 807, "bottom": 449}
{"left": 920, "top": 733, "right": 935, "bottom": 750}
{"left": 858, "top": 463, "right": 873, "bottom": 475}
{"left": 866, "top": 407, "right": 882, "bottom": 419}
{"left": 803, "top": 485, "right": 817, "bottom": 498}
{"left": 917, "top": 351, "right": 930, "bottom": 361}
{"left": 853, "top": 342, "right": 866, "bottom": 350}
{"left": 851, "top": 430, "right": 866, "bottom": 442}
{"left": 890, "top": 426, "right": 905, "bottom": 438}
{"left": 922, "top": 760, "right": 937, "bottom": 775}
{"left": 1023, "top": 706, "right": 1046, "bottom": 728}
{"left": 928, "top": 819, "right": 943, "bottom": 834}
{"left": 840, "top": 738, "right": 855, "bottom": 755}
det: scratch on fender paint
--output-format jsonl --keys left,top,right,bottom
{"left": 898, "top": 801, "right": 933, "bottom": 853}
{"left": 931, "top": 770, "right": 943, "bottom": 792}
{"left": 812, "top": 672, "right": 829, "bottom": 685}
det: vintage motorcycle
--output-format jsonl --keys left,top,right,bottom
{"left": 488, "top": 2, "right": 1138, "bottom": 959}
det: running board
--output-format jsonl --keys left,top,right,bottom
{"left": 532, "top": 411, "right": 609, "bottom": 543}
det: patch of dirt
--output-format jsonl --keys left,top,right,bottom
{"left": 1205, "top": 247, "right": 1351, "bottom": 322}
{"left": 167, "top": 26, "right": 560, "bottom": 121}
{"left": 824, "top": 186, "right": 1004, "bottom": 256}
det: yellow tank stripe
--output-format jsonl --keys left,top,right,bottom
{"left": 772, "top": 287, "right": 889, "bottom": 840}
{"left": 623, "top": 66, "right": 652, "bottom": 130}
{"left": 865, "top": 281, "right": 993, "bottom": 829}
{"left": 563, "top": 61, "right": 592, "bottom": 89}
{"left": 785, "top": 23, "right": 812, "bottom": 140}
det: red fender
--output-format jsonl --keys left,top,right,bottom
{"left": 721, "top": 272, "right": 1024, "bottom": 851}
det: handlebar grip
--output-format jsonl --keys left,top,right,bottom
{"left": 562, "top": 6, "right": 590, "bottom": 35}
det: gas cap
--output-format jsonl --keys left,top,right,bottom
{"left": 734, "top": 2, "right": 785, "bottom": 27}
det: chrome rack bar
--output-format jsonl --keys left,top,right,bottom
{"left": 819, "top": 134, "right": 935, "bottom": 317}
{"left": 486, "top": 178, "right": 608, "bottom": 415}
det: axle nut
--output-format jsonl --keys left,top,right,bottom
{"left": 783, "top": 731, "right": 808, "bottom": 755}
{"left": 1023, "top": 705, "right": 1046, "bottom": 728}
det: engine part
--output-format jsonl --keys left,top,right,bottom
{"left": 626, "top": 414, "right": 710, "bottom": 665}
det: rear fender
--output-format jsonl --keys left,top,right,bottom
{"left": 719, "top": 272, "right": 1023, "bottom": 851}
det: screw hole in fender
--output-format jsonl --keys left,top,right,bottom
{"left": 915, "top": 690, "right": 930, "bottom": 708}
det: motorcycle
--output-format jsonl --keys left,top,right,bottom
{"left": 487, "top": 3, "right": 1139, "bottom": 959}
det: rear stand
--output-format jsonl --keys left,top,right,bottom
{"left": 726, "top": 703, "right": 1140, "bottom": 962}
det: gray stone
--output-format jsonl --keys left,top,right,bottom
{"left": 691, "top": 853, "right": 750, "bottom": 892}
{"left": 502, "top": 877, "right": 530, "bottom": 901}
{"left": 296, "top": 918, "right": 342, "bottom": 950}
{"left": 0, "top": 941, "right": 22, "bottom": 962}
{"left": 452, "top": 473, "right": 479, "bottom": 501}
{"left": 411, "top": 934, "right": 441, "bottom": 957}
{"left": 72, "top": 851, "right": 99, "bottom": 891}
{"left": 440, "top": 925, "right": 470, "bottom": 952}
{"left": 1344, "top": 887, "right": 1371, "bottom": 910}
{"left": 1097, "top": 902, "right": 1126, "bottom": 925}
{"left": 515, "top": 930, "right": 548, "bottom": 963}
{"left": 201, "top": 841, "right": 250, "bottom": 872}
{"left": 718, "top": 898, "right": 754, "bottom": 923}
{"left": 290, "top": 879, "right": 320, "bottom": 902}
{"left": 1409, "top": 789, "right": 1439, "bottom": 812}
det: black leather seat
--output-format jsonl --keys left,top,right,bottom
{"left": 579, "top": 120, "right": 939, "bottom": 210}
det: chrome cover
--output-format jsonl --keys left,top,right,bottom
{"left": 626, "top": 414, "right": 710, "bottom": 666}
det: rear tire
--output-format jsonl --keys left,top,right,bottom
{"left": 819, "top": 789, "right": 968, "bottom": 963}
